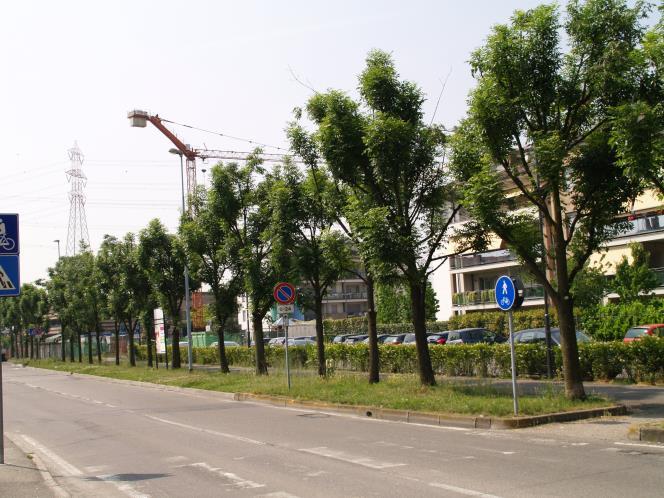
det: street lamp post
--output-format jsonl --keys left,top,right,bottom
{"left": 54, "top": 239, "right": 61, "bottom": 259}
{"left": 169, "top": 148, "right": 194, "bottom": 372}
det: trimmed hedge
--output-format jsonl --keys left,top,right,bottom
{"left": 134, "top": 337, "right": 664, "bottom": 383}
{"left": 322, "top": 316, "right": 449, "bottom": 339}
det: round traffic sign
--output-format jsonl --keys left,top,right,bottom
{"left": 273, "top": 282, "right": 296, "bottom": 305}
{"left": 495, "top": 275, "right": 524, "bottom": 311}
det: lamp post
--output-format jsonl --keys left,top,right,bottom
{"left": 169, "top": 148, "right": 194, "bottom": 372}
{"left": 54, "top": 239, "right": 61, "bottom": 259}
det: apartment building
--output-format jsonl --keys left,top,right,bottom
{"left": 431, "top": 190, "right": 664, "bottom": 319}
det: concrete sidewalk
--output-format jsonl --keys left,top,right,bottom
{"left": 0, "top": 436, "right": 57, "bottom": 497}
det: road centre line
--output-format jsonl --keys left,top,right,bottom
{"left": 144, "top": 414, "right": 266, "bottom": 446}
{"left": 614, "top": 441, "right": 664, "bottom": 451}
{"left": 184, "top": 462, "right": 265, "bottom": 489}
{"left": 298, "top": 446, "right": 406, "bottom": 469}
{"left": 429, "top": 482, "right": 502, "bottom": 498}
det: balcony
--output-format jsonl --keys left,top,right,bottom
{"left": 615, "top": 214, "right": 664, "bottom": 238}
{"left": 450, "top": 249, "right": 518, "bottom": 270}
{"left": 323, "top": 292, "right": 368, "bottom": 301}
{"left": 452, "top": 286, "right": 544, "bottom": 307}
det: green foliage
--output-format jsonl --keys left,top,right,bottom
{"left": 375, "top": 281, "right": 438, "bottom": 323}
{"left": 613, "top": 242, "right": 659, "bottom": 301}
{"left": 570, "top": 261, "right": 610, "bottom": 309}
{"left": 578, "top": 298, "right": 664, "bottom": 341}
{"left": 322, "top": 316, "right": 449, "bottom": 338}
{"left": 135, "top": 338, "right": 664, "bottom": 383}
{"left": 138, "top": 219, "right": 195, "bottom": 368}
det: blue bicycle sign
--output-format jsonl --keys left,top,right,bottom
{"left": 0, "top": 215, "right": 19, "bottom": 255}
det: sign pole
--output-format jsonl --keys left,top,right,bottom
{"left": 0, "top": 353, "right": 4, "bottom": 464}
{"left": 508, "top": 310, "right": 519, "bottom": 416}
{"left": 284, "top": 314, "right": 291, "bottom": 390}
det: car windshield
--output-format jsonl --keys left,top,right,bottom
{"left": 550, "top": 330, "right": 591, "bottom": 343}
{"left": 625, "top": 327, "right": 649, "bottom": 338}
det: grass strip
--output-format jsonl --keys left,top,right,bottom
{"left": 20, "top": 359, "right": 611, "bottom": 418}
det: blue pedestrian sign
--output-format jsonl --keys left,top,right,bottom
{"left": 0, "top": 214, "right": 19, "bottom": 255}
{"left": 495, "top": 275, "right": 524, "bottom": 311}
{"left": 0, "top": 255, "right": 20, "bottom": 297}
{"left": 0, "top": 214, "right": 20, "bottom": 297}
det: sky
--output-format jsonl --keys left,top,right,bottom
{"left": 1, "top": 0, "right": 652, "bottom": 285}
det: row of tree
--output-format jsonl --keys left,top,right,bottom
{"left": 1, "top": 1, "right": 661, "bottom": 401}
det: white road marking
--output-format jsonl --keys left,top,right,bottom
{"left": 614, "top": 441, "right": 664, "bottom": 451}
{"left": 144, "top": 414, "right": 265, "bottom": 446}
{"left": 97, "top": 474, "right": 151, "bottom": 498}
{"left": 84, "top": 465, "right": 109, "bottom": 473}
{"left": 6, "top": 433, "right": 69, "bottom": 498}
{"left": 298, "top": 446, "right": 406, "bottom": 469}
{"left": 258, "top": 492, "right": 301, "bottom": 498}
{"left": 186, "top": 462, "right": 265, "bottom": 488}
{"left": 429, "top": 481, "right": 502, "bottom": 497}
{"left": 16, "top": 434, "right": 151, "bottom": 498}
{"left": 164, "top": 455, "right": 188, "bottom": 463}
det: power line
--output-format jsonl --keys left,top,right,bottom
{"left": 159, "top": 117, "right": 291, "bottom": 152}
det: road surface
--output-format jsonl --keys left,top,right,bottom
{"left": 4, "top": 364, "right": 664, "bottom": 497}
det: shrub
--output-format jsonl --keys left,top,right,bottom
{"left": 133, "top": 339, "right": 664, "bottom": 383}
{"left": 578, "top": 299, "right": 664, "bottom": 341}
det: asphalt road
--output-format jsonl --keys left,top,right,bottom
{"left": 3, "top": 364, "right": 664, "bottom": 498}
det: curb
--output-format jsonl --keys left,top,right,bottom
{"left": 233, "top": 392, "right": 628, "bottom": 429}
{"left": 640, "top": 426, "right": 664, "bottom": 443}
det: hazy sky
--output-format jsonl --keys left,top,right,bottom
{"left": 2, "top": 0, "right": 650, "bottom": 284}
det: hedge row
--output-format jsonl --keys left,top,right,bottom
{"left": 322, "top": 316, "right": 449, "bottom": 338}
{"left": 135, "top": 337, "right": 664, "bottom": 383}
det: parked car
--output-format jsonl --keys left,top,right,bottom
{"left": 210, "top": 341, "right": 240, "bottom": 348}
{"left": 623, "top": 324, "right": 664, "bottom": 342}
{"left": 427, "top": 332, "right": 449, "bottom": 345}
{"left": 361, "top": 334, "right": 392, "bottom": 344}
{"left": 268, "top": 337, "right": 286, "bottom": 346}
{"left": 332, "top": 334, "right": 351, "bottom": 344}
{"left": 344, "top": 334, "right": 368, "bottom": 344}
{"left": 446, "top": 328, "right": 500, "bottom": 345}
{"left": 382, "top": 334, "right": 407, "bottom": 345}
{"left": 511, "top": 328, "right": 591, "bottom": 346}
{"left": 403, "top": 333, "right": 417, "bottom": 344}
{"left": 290, "top": 337, "right": 315, "bottom": 346}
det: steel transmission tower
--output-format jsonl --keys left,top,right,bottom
{"left": 65, "top": 142, "right": 90, "bottom": 256}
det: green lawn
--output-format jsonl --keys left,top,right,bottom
{"left": 20, "top": 359, "right": 611, "bottom": 418}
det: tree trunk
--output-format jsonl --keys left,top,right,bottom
{"left": 366, "top": 274, "right": 379, "bottom": 384}
{"left": 144, "top": 315, "right": 154, "bottom": 368}
{"left": 252, "top": 312, "right": 268, "bottom": 375}
{"left": 95, "top": 328, "right": 102, "bottom": 364}
{"left": 217, "top": 328, "right": 230, "bottom": 374}
{"left": 550, "top": 198, "right": 586, "bottom": 400}
{"left": 69, "top": 331, "right": 75, "bottom": 362}
{"left": 87, "top": 331, "right": 93, "bottom": 363}
{"left": 77, "top": 331, "right": 82, "bottom": 362}
{"left": 409, "top": 279, "right": 436, "bottom": 386}
{"left": 60, "top": 326, "right": 66, "bottom": 362}
{"left": 10, "top": 331, "right": 15, "bottom": 358}
{"left": 171, "top": 321, "right": 181, "bottom": 369}
{"left": 114, "top": 321, "right": 120, "bottom": 366}
{"left": 30, "top": 336, "right": 34, "bottom": 359}
{"left": 128, "top": 320, "right": 136, "bottom": 367}
{"left": 314, "top": 287, "right": 326, "bottom": 377}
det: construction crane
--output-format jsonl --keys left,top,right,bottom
{"left": 128, "top": 110, "right": 300, "bottom": 211}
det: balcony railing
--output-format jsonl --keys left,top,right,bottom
{"left": 450, "top": 249, "right": 518, "bottom": 270}
{"left": 323, "top": 292, "right": 368, "bottom": 301}
{"left": 452, "top": 286, "right": 544, "bottom": 307}
{"left": 615, "top": 214, "right": 664, "bottom": 238}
